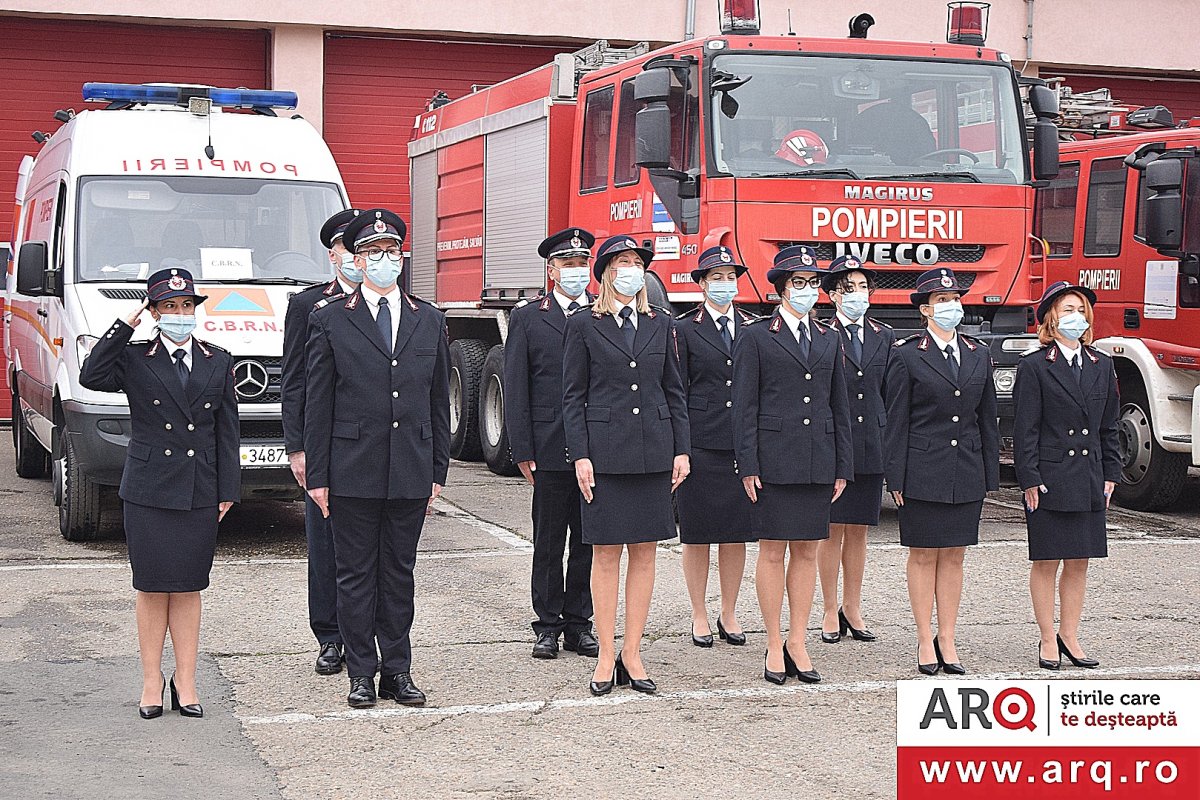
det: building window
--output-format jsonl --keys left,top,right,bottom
{"left": 1035, "top": 161, "right": 1080, "bottom": 257}
{"left": 580, "top": 86, "right": 614, "bottom": 193}
{"left": 1083, "top": 158, "right": 1127, "bottom": 257}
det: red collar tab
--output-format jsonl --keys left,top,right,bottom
{"left": 540, "top": 296, "right": 551, "bottom": 311}
{"left": 145, "top": 340, "right": 160, "bottom": 357}
{"left": 962, "top": 336, "right": 977, "bottom": 351}
{"left": 196, "top": 340, "right": 214, "bottom": 359}
{"left": 1085, "top": 346, "right": 1099, "bottom": 363}
{"left": 868, "top": 319, "right": 882, "bottom": 333}
{"left": 1046, "top": 346, "right": 1058, "bottom": 362}
{"left": 917, "top": 334, "right": 930, "bottom": 351}
{"left": 323, "top": 281, "right": 338, "bottom": 296}
{"left": 345, "top": 293, "right": 360, "bottom": 310}
{"left": 769, "top": 316, "right": 782, "bottom": 333}
{"left": 405, "top": 293, "right": 419, "bottom": 312}
{"left": 693, "top": 308, "right": 705, "bottom": 324}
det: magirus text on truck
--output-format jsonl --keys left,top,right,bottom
{"left": 406, "top": 1, "right": 1059, "bottom": 474}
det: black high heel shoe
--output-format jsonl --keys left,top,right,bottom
{"left": 589, "top": 667, "right": 616, "bottom": 696}
{"left": 783, "top": 643, "right": 821, "bottom": 683}
{"left": 918, "top": 644, "right": 940, "bottom": 676}
{"left": 1039, "top": 643, "right": 1061, "bottom": 671}
{"left": 139, "top": 673, "right": 166, "bottom": 719}
{"left": 763, "top": 650, "right": 786, "bottom": 685}
{"left": 933, "top": 636, "right": 966, "bottom": 675}
{"left": 1057, "top": 635, "right": 1099, "bottom": 668}
{"left": 691, "top": 623, "right": 714, "bottom": 648}
{"left": 169, "top": 675, "right": 204, "bottom": 718}
{"left": 615, "top": 653, "right": 656, "bottom": 694}
{"left": 716, "top": 617, "right": 746, "bottom": 646}
{"left": 839, "top": 608, "right": 877, "bottom": 642}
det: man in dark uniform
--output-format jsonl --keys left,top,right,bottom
{"left": 281, "top": 208, "right": 361, "bottom": 676}
{"left": 503, "top": 228, "right": 599, "bottom": 660}
{"left": 304, "top": 208, "right": 451, "bottom": 708}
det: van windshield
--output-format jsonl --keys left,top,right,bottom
{"left": 75, "top": 177, "right": 345, "bottom": 282}
{"left": 709, "top": 54, "right": 1026, "bottom": 184}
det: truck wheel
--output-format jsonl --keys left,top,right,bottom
{"left": 60, "top": 434, "right": 104, "bottom": 541}
{"left": 449, "top": 338, "right": 488, "bottom": 461}
{"left": 13, "top": 388, "right": 50, "bottom": 479}
{"left": 645, "top": 269, "right": 673, "bottom": 313}
{"left": 1113, "top": 384, "right": 1188, "bottom": 511}
{"left": 479, "top": 344, "right": 518, "bottom": 477}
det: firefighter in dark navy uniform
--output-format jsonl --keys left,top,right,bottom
{"left": 1014, "top": 282, "right": 1120, "bottom": 671}
{"left": 817, "top": 255, "right": 893, "bottom": 645}
{"left": 304, "top": 208, "right": 451, "bottom": 709}
{"left": 673, "top": 245, "right": 757, "bottom": 650}
{"left": 80, "top": 267, "right": 240, "bottom": 719}
{"left": 504, "top": 227, "right": 599, "bottom": 660}
{"left": 732, "top": 245, "right": 853, "bottom": 686}
{"left": 884, "top": 267, "right": 999, "bottom": 676}
{"left": 281, "top": 208, "right": 361, "bottom": 677}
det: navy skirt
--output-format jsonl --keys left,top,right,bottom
{"left": 1026, "top": 508, "right": 1108, "bottom": 561}
{"left": 677, "top": 447, "right": 755, "bottom": 544}
{"left": 581, "top": 471, "right": 676, "bottom": 545}
{"left": 751, "top": 482, "right": 832, "bottom": 541}
{"left": 124, "top": 500, "right": 219, "bottom": 592}
{"left": 897, "top": 497, "right": 983, "bottom": 548}
{"left": 830, "top": 473, "right": 884, "bottom": 526}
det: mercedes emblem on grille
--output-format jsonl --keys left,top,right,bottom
{"left": 233, "top": 360, "right": 270, "bottom": 400}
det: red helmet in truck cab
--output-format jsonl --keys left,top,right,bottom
{"left": 775, "top": 130, "right": 829, "bottom": 166}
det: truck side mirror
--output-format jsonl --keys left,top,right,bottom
{"left": 633, "top": 70, "right": 671, "bottom": 104}
{"left": 635, "top": 104, "right": 673, "bottom": 170}
{"left": 16, "top": 241, "right": 48, "bottom": 296}
{"left": 1144, "top": 158, "right": 1184, "bottom": 251}
{"left": 1027, "top": 85, "right": 1058, "bottom": 120}
{"left": 1032, "top": 119, "right": 1059, "bottom": 181}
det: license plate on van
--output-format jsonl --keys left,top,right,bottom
{"left": 240, "top": 445, "right": 287, "bottom": 467}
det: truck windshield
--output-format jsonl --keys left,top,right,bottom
{"left": 75, "top": 176, "right": 345, "bottom": 282}
{"left": 710, "top": 54, "right": 1025, "bottom": 184}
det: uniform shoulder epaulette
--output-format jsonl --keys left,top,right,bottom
{"left": 514, "top": 298, "right": 532, "bottom": 309}
{"left": 811, "top": 317, "right": 830, "bottom": 332}
{"left": 741, "top": 315, "right": 763, "bottom": 326}
{"left": 893, "top": 333, "right": 920, "bottom": 347}
{"left": 676, "top": 306, "right": 702, "bottom": 320}
{"left": 196, "top": 339, "right": 229, "bottom": 354}
{"left": 650, "top": 304, "right": 672, "bottom": 317}
{"left": 868, "top": 317, "right": 893, "bottom": 329}
{"left": 960, "top": 333, "right": 988, "bottom": 349}
{"left": 128, "top": 339, "right": 152, "bottom": 347}
{"left": 736, "top": 307, "right": 759, "bottom": 323}
{"left": 568, "top": 302, "right": 594, "bottom": 316}
{"left": 1020, "top": 344, "right": 1049, "bottom": 358}
{"left": 407, "top": 293, "right": 435, "bottom": 308}
{"left": 312, "top": 294, "right": 344, "bottom": 312}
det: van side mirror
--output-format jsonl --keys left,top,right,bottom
{"left": 1032, "top": 119, "right": 1059, "bottom": 181}
{"left": 16, "top": 241, "right": 48, "bottom": 296}
{"left": 1144, "top": 158, "right": 1184, "bottom": 251}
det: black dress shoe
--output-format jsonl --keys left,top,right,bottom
{"left": 532, "top": 632, "right": 559, "bottom": 659}
{"left": 169, "top": 676, "right": 203, "bottom": 718}
{"left": 1039, "top": 643, "right": 1061, "bottom": 671}
{"left": 691, "top": 623, "right": 714, "bottom": 648}
{"left": 783, "top": 644, "right": 821, "bottom": 683}
{"left": 589, "top": 669, "right": 616, "bottom": 696}
{"left": 716, "top": 617, "right": 747, "bottom": 646}
{"left": 1058, "top": 635, "right": 1099, "bottom": 668}
{"left": 139, "top": 673, "right": 165, "bottom": 719}
{"left": 615, "top": 653, "right": 657, "bottom": 694}
{"left": 763, "top": 651, "right": 786, "bottom": 685}
{"left": 934, "top": 636, "right": 966, "bottom": 675}
{"left": 918, "top": 644, "right": 940, "bottom": 676}
{"left": 564, "top": 630, "right": 599, "bottom": 657}
{"left": 820, "top": 630, "right": 842, "bottom": 644}
{"left": 379, "top": 672, "right": 426, "bottom": 706}
{"left": 315, "top": 642, "right": 345, "bottom": 675}
{"left": 839, "top": 608, "right": 877, "bottom": 642}
{"left": 347, "top": 676, "right": 377, "bottom": 708}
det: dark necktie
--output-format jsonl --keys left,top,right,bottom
{"left": 798, "top": 321, "right": 810, "bottom": 361}
{"left": 717, "top": 316, "right": 732, "bottom": 353}
{"left": 846, "top": 323, "right": 862, "bottom": 363}
{"left": 1073, "top": 355, "right": 1083, "bottom": 386}
{"left": 376, "top": 296, "right": 392, "bottom": 352}
{"left": 173, "top": 348, "right": 189, "bottom": 389}
{"left": 619, "top": 306, "right": 636, "bottom": 350}
{"left": 944, "top": 343, "right": 959, "bottom": 381}
{"left": 568, "top": 301, "right": 580, "bottom": 312}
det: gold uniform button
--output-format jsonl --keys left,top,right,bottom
{"left": 631, "top": 384, "right": 638, "bottom": 391}
{"left": 632, "top": 408, "right": 640, "bottom": 415}
{"left": 726, "top": 401, "right": 733, "bottom": 408}
{"left": 952, "top": 415, "right": 959, "bottom": 423}
{"left": 951, "top": 440, "right": 958, "bottom": 447}
{"left": 187, "top": 424, "right": 195, "bottom": 431}
{"left": 164, "top": 449, "right": 172, "bottom": 456}
{"left": 187, "top": 449, "right": 195, "bottom": 457}
{"left": 630, "top": 361, "right": 637, "bottom": 368}
{"left": 165, "top": 423, "right": 172, "bottom": 430}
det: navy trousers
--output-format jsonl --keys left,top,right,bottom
{"left": 304, "top": 495, "right": 341, "bottom": 646}
{"left": 530, "top": 470, "right": 593, "bottom": 637}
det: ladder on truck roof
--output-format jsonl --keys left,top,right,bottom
{"left": 549, "top": 40, "right": 652, "bottom": 99}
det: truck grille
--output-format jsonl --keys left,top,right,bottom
{"left": 240, "top": 420, "right": 285, "bottom": 440}
{"left": 780, "top": 243, "right": 986, "bottom": 264}
{"left": 232, "top": 356, "right": 282, "bottom": 403}
{"left": 873, "top": 271, "right": 978, "bottom": 291}
{"left": 99, "top": 288, "right": 148, "bottom": 300}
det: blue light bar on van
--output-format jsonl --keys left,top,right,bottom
{"left": 208, "top": 88, "right": 297, "bottom": 109}
{"left": 81, "top": 83, "right": 298, "bottom": 110}
{"left": 82, "top": 83, "right": 181, "bottom": 104}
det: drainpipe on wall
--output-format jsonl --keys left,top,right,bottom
{"left": 1021, "top": 0, "right": 1035, "bottom": 75}
{"left": 685, "top": 0, "right": 696, "bottom": 40}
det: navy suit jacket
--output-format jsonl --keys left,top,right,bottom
{"left": 79, "top": 320, "right": 240, "bottom": 510}
{"left": 732, "top": 311, "right": 853, "bottom": 484}
{"left": 1013, "top": 343, "right": 1121, "bottom": 511}
{"left": 281, "top": 279, "right": 345, "bottom": 454}
{"left": 304, "top": 289, "right": 451, "bottom": 500}
{"left": 823, "top": 315, "right": 894, "bottom": 475}
{"left": 674, "top": 305, "right": 757, "bottom": 452}
{"left": 884, "top": 331, "right": 1000, "bottom": 502}
{"left": 561, "top": 306, "right": 689, "bottom": 474}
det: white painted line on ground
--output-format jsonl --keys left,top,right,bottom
{"left": 239, "top": 662, "right": 1200, "bottom": 726}
{"left": 430, "top": 498, "right": 533, "bottom": 551}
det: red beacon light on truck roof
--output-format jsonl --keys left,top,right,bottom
{"left": 946, "top": 2, "right": 989, "bottom": 45}
{"left": 719, "top": 0, "right": 761, "bottom": 35}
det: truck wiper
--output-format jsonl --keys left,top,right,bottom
{"left": 747, "top": 167, "right": 862, "bottom": 180}
{"left": 868, "top": 171, "right": 982, "bottom": 183}
{"left": 204, "top": 276, "right": 319, "bottom": 285}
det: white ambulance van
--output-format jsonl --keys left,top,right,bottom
{"left": 5, "top": 83, "right": 348, "bottom": 540}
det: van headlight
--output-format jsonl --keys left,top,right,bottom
{"left": 76, "top": 335, "right": 100, "bottom": 364}
{"left": 993, "top": 367, "right": 1017, "bottom": 396}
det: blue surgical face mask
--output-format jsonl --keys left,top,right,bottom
{"left": 930, "top": 300, "right": 964, "bottom": 331}
{"left": 612, "top": 266, "right": 645, "bottom": 296}
{"left": 158, "top": 313, "right": 196, "bottom": 342}
{"left": 337, "top": 252, "right": 362, "bottom": 284}
{"left": 1057, "top": 310, "right": 1090, "bottom": 341}
{"left": 786, "top": 286, "right": 818, "bottom": 315}
{"left": 704, "top": 279, "right": 738, "bottom": 307}
{"left": 839, "top": 291, "right": 870, "bottom": 320}
{"left": 364, "top": 252, "right": 403, "bottom": 287}
{"left": 556, "top": 266, "right": 590, "bottom": 298}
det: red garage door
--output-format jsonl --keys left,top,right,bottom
{"left": 1054, "top": 70, "right": 1200, "bottom": 125}
{"left": 0, "top": 16, "right": 269, "bottom": 419}
{"left": 324, "top": 34, "right": 574, "bottom": 220}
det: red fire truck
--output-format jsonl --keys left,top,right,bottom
{"left": 1031, "top": 107, "right": 1200, "bottom": 510}
{"left": 407, "top": 3, "right": 1060, "bottom": 474}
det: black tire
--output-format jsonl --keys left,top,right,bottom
{"left": 645, "top": 269, "right": 672, "bottom": 312}
{"left": 60, "top": 434, "right": 104, "bottom": 541}
{"left": 448, "top": 338, "right": 488, "bottom": 461}
{"left": 13, "top": 388, "right": 50, "bottom": 479}
{"left": 1113, "top": 382, "right": 1188, "bottom": 511}
{"left": 479, "top": 344, "right": 518, "bottom": 476}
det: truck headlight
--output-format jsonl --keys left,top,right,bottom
{"left": 76, "top": 335, "right": 100, "bottom": 364}
{"left": 1001, "top": 336, "right": 1040, "bottom": 353}
{"left": 993, "top": 366, "right": 1017, "bottom": 395}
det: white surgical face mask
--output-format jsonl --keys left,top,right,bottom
{"left": 839, "top": 291, "right": 869, "bottom": 320}
{"left": 786, "top": 286, "right": 818, "bottom": 315}
{"left": 612, "top": 266, "right": 645, "bottom": 296}
{"left": 556, "top": 266, "right": 590, "bottom": 298}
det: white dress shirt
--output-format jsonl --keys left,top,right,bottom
{"left": 553, "top": 288, "right": 585, "bottom": 313}
{"left": 617, "top": 299, "right": 638, "bottom": 330}
{"left": 159, "top": 335, "right": 193, "bottom": 370}
{"left": 705, "top": 303, "right": 735, "bottom": 341}
{"left": 926, "top": 328, "right": 960, "bottom": 365}
{"left": 836, "top": 310, "right": 864, "bottom": 343}
{"left": 1057, "top": 340, "right": 1082, "bottom": 368}
{"left": 361, "top": 283, "right": 402, "bottom": 350}
{"left": 779, "top": 307, "right": 812, "bottom": 343}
